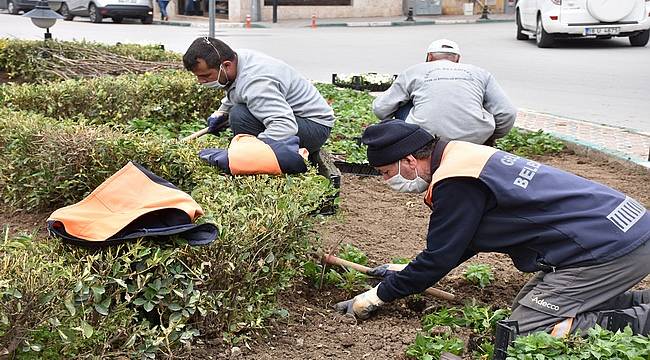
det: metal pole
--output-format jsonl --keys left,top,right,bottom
{"left": 251, "top": 0, "right": 260, "bottom": 21}
{"left": 272, "top": 0, "right": 277, "bottom": 23}
{"left": 208, "top": 0, "right": 215, "bottom": 37}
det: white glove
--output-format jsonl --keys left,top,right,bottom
{"left": 333, "top": 285, "right": 384, "bottom": 319}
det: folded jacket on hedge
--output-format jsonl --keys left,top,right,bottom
{"left": 47, "top": 161, "right": 218, "bottom": 246}
{"left": 199, "top": 134, "right": 309, "bottom": 175}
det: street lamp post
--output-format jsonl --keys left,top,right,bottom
{"left": 23, "top": 0, "right": 64, "bottom": 41}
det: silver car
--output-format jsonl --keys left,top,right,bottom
{"left": 58, "top": 0, "right": 154, "bottom": 24}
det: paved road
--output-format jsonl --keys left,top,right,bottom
{"left": 1, "top": 14, "right": 649, "bottom": 132}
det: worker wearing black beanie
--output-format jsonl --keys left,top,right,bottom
{"left": 334, "top": 120, "right": 650, "bottom": 339}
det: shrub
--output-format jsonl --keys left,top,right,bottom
{"left": 0, "top": 38, "right": 181, "bottom": 83}
{"left": 463, "top": 264, "right": 494, "bottom": 288}
{"left": 422, "top": 305, "right": 510, "bottom": 334}
{"left": 0, "top": 110, "right": 335, "bottom": 358}
{"left": 0, "top": 70, "right": 221, "bottom": 134}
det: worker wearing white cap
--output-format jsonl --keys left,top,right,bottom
{"left": 372, "top": 39, "right": 517, "bottom": 145}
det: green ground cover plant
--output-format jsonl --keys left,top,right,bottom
{"left": 0, "top": 39, "right": 180, "bottom": 83}
{"left": 301, "top": 244, "right": 370, "bottom": 294}
{"left": 507, "top": 326, "right": 650, "bottom": 360}
{"left": 463, "top": 264, "right": 494, "bottom": 288}
{"left": 496, "top": 129, "right": 564, "bottom": 157}
{"left": 315, "top": 83, "right": 378, "bottom": 163}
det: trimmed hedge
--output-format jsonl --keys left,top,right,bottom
{"left": 0, "top": 70, "right": 222, "bottom": 136}
{"left": 0, "top": 109, "right": 335, "bottom": 358}
{"left": 0, "top": 38, "right": 181, "bottom": 83}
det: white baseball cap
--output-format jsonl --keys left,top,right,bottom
{"left": 426, "top": 39, "right": 461, "bottom": 56}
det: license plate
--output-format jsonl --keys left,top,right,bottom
{"left": 584, "top": 27, "right": 620, "bottom": 36}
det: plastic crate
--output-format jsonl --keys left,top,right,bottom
{"left": 331, "top": 73, "right": 397, "bottom": 92}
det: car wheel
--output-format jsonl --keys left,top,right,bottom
{"left": 141, "top": 15, "right": 153, "bottom": 24}
{"left": 629, "top": 30, "right": 650, "bottom": 47}
{"left": 89, "top": 3, "right": 102, "bottom": 23}
{"left": 516, "top": 10, "right": 529, "bottom": 40}
{"left": 112, "top": 17, "right": 123, "bottom": 23}
{"left": 59, "top": 3, "right": 74, "bottom": 21}
{"left": 7, "top": 0, "right": 19, "bottom": 15}
{"left": 536, "top": 14, "right": 555, "bottom": 48}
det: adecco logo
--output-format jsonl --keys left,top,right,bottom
{"left": 530, "top": 296, "right": 560, "bottom": 311}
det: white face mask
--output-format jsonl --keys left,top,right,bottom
{"left": 386, "top": 161, "right": 430, "bottom": 193}
{"left": 202, "top": 64, "right": 229, "bottom": 89}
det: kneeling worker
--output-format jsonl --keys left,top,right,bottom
{"left": 183, "top": 37, "right": 335, "bottom": 155}
{"left": 335, "top": 119, "right": 650, "bottom": 336}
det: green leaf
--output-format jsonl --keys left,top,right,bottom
{"left": 143, "top": 301, "right": 155, "bottom": 312}
{"left": 168, "top": 303, "right": 182, "bottom": 311}
{"left": 64, "top": 295, "right": 76, "bottom": 316}
{"left": 80, "top": 321, "right": 94, "bottom": 339}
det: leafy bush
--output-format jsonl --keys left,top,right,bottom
{"left": 0, "top": 38, "right": 180, "bottom": 83}
{"left": 496, "top": 129, "right": 564, "bottom": 157}
{"left": 406, "top": 333, "right": 464, "bottom": 360}
{"left": 463, "top": 264, "right": 494, "bottom": 288}
{"left": 0, "top": 110, "right": 335, "bottom": 357}
{"left": 315, "top": 83, "right": 378, "bottom": 163}
{"left": 338, "top": 244, "right": 368, "bottom": 266}
{"left": 0, "top": 70, "right": 221, "bottom": 135}
{"left": 506, "top": 326, "right": 650, "bottom": 360}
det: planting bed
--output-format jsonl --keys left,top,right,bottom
{"left": 234, "top": 150, "right": 650, "bottom": 360}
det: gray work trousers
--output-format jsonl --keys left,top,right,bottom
{"left": 229, "top": 103, "right": 331, "bottom": 156}
{"left": 510, "top": 239, "right": 650, "bottom": 336}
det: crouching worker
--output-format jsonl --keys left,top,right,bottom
{"left": 183, "top": 37, "right": 335, "bottom": 157}
{"left": 335, "top": 119, "right": 650, "bottom": 336}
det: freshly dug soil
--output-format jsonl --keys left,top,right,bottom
{"left": 237, "top": 150, "right": 650, "bottom": 360}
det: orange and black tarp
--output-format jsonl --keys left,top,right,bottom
{"left": 47, "top": 162, "right": 218, "bottom": 246}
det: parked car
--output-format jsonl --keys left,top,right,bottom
{"left": 0, "top": 0, "right": 38, "bottom": 15}
{"left": 516, "top": 0, "right": 650, "bottom": 47}
{"left": 57, "top": 0, "right": 153, "bottom": 23}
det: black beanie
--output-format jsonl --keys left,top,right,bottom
{"left": 362, "top": 119, "right": 434, "bottom": 167}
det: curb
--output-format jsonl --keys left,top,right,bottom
{"left": 548, "top": 132, "right": 650, "bottom": 172}
{"left": 154, "top": 20, "right": 267, "bottom": 28}
{"left": 306, "top": 18, "right": 513, "bottom": 28}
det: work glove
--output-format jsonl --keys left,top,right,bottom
{"left": 206, "top": 111, "right": 229, "bottom": 135}
{"left": 333, "top": 285, "right": 384, "bottom": 320}
{"left": 367, "top": 263, "right": 408, "bottom": 278}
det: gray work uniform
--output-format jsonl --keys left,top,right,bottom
{"left": 372, "top": 60, "right": 517, "bottom": 144}
{"left": 511, "top": 240, "right": 650, "bottom": 336}
{"left": 218, "top": 49, "right": 335, "bottom": 154}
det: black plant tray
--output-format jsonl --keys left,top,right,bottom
{"left": 331, "top": 73, "right": 396, "bottom": 92}
{"left": 314, "top": 149, "right": 342, "bottom": 216}
{"left": 333, "top": 161, "right": 380, "bottom": 177}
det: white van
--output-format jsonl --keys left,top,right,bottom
{"left": 516, "top": 0, "right": 650, "bottom": 47}
{"left": 58, "top": 0, "right": 154, "bottom": 24}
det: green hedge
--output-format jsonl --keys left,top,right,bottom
{"left": 0, "top": 70, "right": 221, "bottom": 137}
{"left": 0, "top": 109, "right": 334, "bottom": 358}
{"left": 0, "top": 38, "right": 181, "bottom": 83}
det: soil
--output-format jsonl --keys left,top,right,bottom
{"left": 236, "top": 150, "right": 650, "bottom": 360}
{"left": 1, "top": 150, "right": 649, "bottom": 360}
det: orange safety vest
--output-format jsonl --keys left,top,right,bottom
{"left": 47, "top": 162, "right": 218, "bottom": 246}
